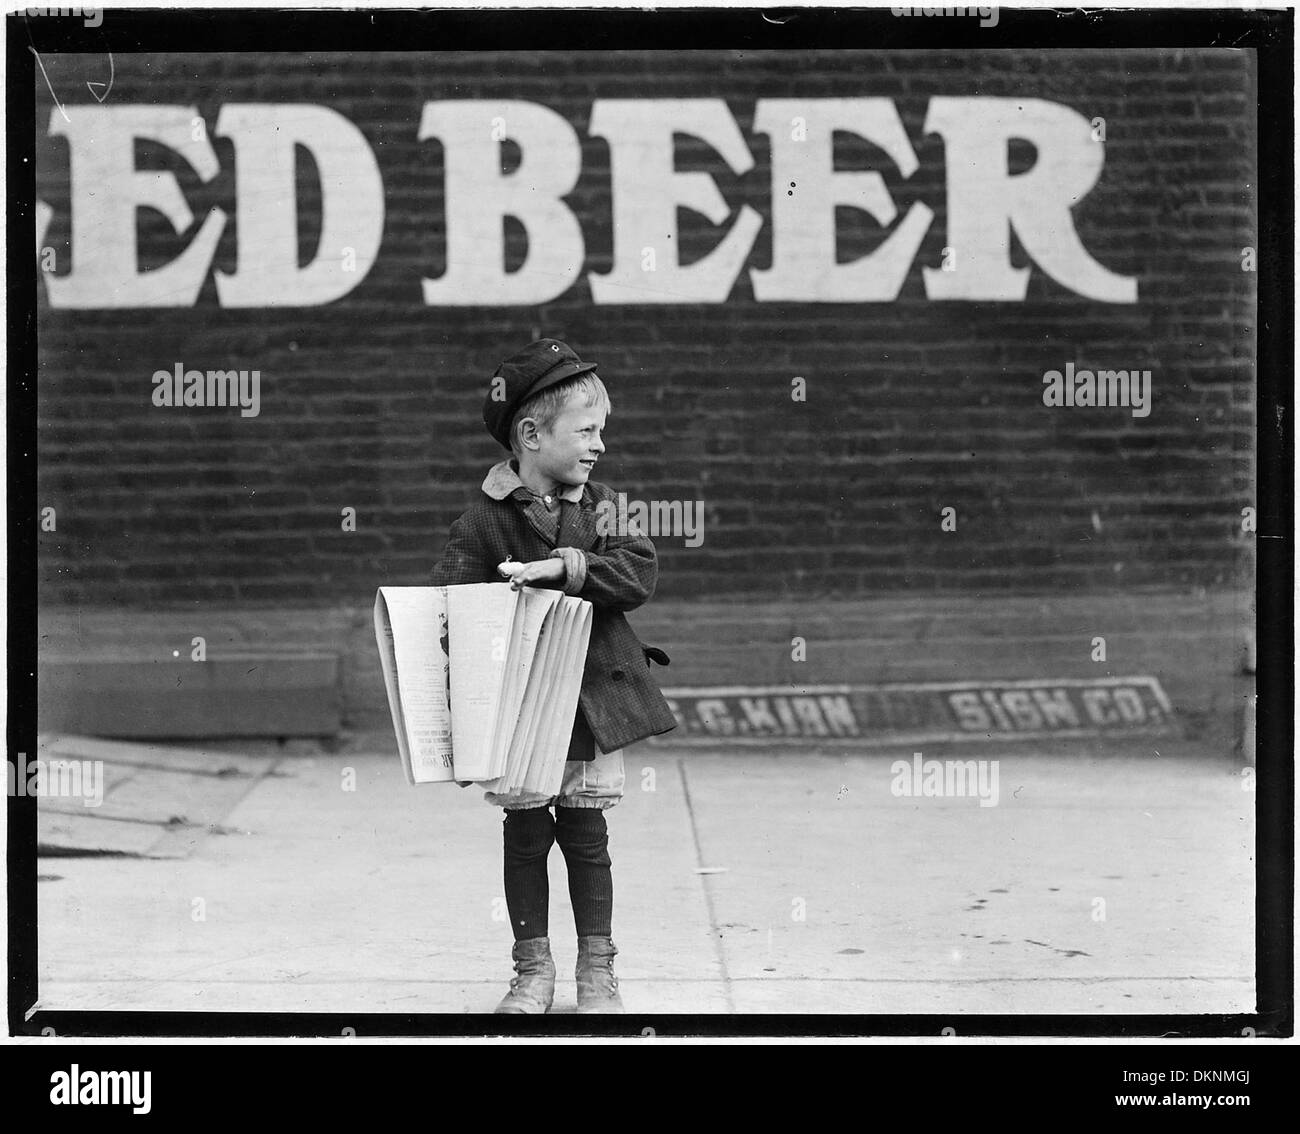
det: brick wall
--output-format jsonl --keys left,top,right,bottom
{"left": 34, "top": 49, "right": 1257, "bottom": 605}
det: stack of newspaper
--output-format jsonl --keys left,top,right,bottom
{"left": 374, "top": 583, "right": 594, "bottom": 797}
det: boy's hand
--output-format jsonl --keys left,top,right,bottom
{"left": 498, "top": 558, "right": 565, "bottom": 590}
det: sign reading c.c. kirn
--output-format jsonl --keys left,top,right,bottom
{"left": 37, "top": 98, "right": 1137, "bottom": 308}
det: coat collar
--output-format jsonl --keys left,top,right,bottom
{"left": 483, "top": 459, "right": 600, "bottom": 550}
{"left": 482, "top": 459, "right": 585, "bottom": 505}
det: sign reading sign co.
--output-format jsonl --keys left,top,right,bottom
{"left": 656, "top": 677, "right": 1174, "bottom": 746}
{"left": 38, "top": 98, "right": 1136, "bottom": 308}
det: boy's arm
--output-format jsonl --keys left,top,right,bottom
{"left": 501, "top": 535, "right": 657, "bottom": 612}
{"left": 549, "top": 525, "right": 658, "bottom": 613}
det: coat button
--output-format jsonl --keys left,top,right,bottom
{"left": 610, "top": 669, "right": 625, "bottom": 681}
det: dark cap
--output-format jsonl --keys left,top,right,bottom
{"left": 483, "top": 338, "right": 600, "bottom": 449}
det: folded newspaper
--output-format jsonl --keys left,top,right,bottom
{"left": 374, "top": 584, "right": 594, "bottom": 797}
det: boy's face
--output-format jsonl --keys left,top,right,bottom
{"left": 528, "top": 390, "right": 607, "bottom": 487}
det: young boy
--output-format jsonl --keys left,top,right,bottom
{"left": 430, "top": 338, "right": 677, "bottom": 1014}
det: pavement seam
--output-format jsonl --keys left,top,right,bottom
{"left": 677, "top": 757, "right": 736, "bottom": 1013}
{"left": 148, "top": 756, "right": 284, "bottom": 859}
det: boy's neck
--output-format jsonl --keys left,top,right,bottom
{"left": 513, "top": 456, "right": 566, "bottom": 499}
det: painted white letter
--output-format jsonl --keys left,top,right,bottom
{"left": 588, "top": 99, "right": 762, "bottom": 304}
{"left": 214, "top": 105, "right": 383, "bottom": 307}
{"left": 922, "top": 97, "right": 1137, "bottom": 302}
{"left": 44, "top": 107, "right": 226, "bottom": 307}
{"left": 752, "top": 99, "right": 933, "bottom": 301}
{"left": 420, "top": 100, "right": 585, "bottom": 305}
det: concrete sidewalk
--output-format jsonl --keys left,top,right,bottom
{"left": 35, "top": 740, "right": 1254, "bottom": 1022}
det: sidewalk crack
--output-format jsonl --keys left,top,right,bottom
{"left": 677, "top": 758, "right": 735, "bottom": 1012}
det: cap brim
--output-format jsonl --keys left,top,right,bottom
{"left": 528, "top": 359, "right": 600, "bottom": 399}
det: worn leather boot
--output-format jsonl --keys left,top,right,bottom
{"left": 575, "top": 936, "right": 624, "bottom": 1014}
{"left": 494, "top": 937, "right": 555, "bottom": 1014}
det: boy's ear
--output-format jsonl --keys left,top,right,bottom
{"left": 517, "top": 417, "right": 542, "bottom": 451}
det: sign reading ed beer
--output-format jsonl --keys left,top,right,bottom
{"left": 658, "top": 677, "right": 1174, "bottom": 745}
{"left": 38, "top": 98, "right": 1136, "bottom": 308}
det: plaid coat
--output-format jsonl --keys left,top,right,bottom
{"left": 429, "top": 462, "right": 678, "bottom": 757}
